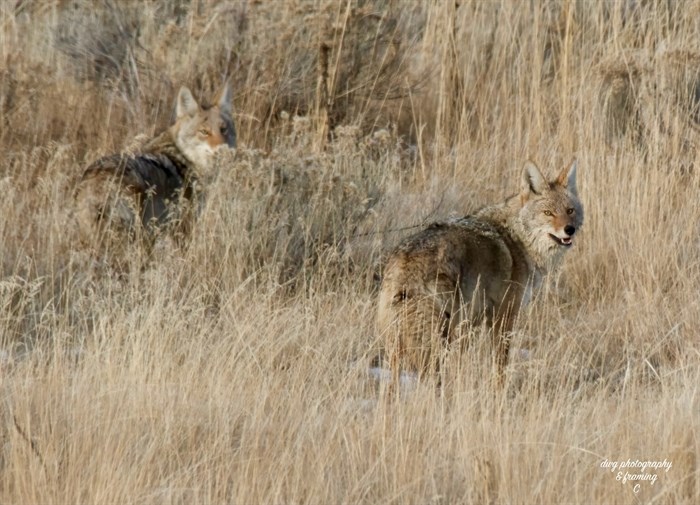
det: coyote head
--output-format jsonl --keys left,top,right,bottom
{"left": 171, "top": 82, "right": 236, "bottom": 170}
{"left": 518, "top": 159, "right": 583, "bottom": 257}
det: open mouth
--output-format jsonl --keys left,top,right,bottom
{"left": 549, "top": 234, "right": 573, "bottom": 247}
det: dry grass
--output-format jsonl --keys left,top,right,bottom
{"left": 1, "top": 0, "right": 699, "bottom": 503}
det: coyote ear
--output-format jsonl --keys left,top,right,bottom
{"left": 521, "top": 161, "right": 547, "bottom": 198}
{"left": 176, "top": 86, "right": 199, "bottom": 118}
{"left": 557, "top": 159, "right": 578, "bottom": 194}
{"left": 217, "top": 80, "right": 232, "bottom": 116}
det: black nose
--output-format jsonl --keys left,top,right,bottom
{"left": 564, "top": 225, "right": 576, "bottom": 236}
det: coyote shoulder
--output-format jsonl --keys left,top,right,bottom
{"left": 74, "top": 82, "right": 236, "bottom": 257}
{"left": 377, "top": 160, "right": 583, "bottom": 382}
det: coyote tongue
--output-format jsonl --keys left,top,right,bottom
{"left": 549, "top": 234, "right": 573, "bottom": 247}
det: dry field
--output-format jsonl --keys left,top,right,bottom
{"left": 0, "top": 0, "right": 699, "bottom": 503}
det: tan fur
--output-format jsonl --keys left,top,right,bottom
{"left": 74, "top": 83, "right": 236, "bottom": 260}
{"left": 377, "top": 160, "right": 583, "bottom": 383}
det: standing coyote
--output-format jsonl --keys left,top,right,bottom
{"left": 75, "top": 82, "right": 236, "bottom": 258}
{"left": 377, "top": 160, "right": 583, "bottom": 383}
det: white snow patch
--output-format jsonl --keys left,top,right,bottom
{"left": 513, "top": 348, "right": 532, "bottom": 361}
{"left": 368, "top": 366, "right": 419, "bottom": 392}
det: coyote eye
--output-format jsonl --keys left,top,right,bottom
{"left": 566, "top": 208, "right": 574, "bottom": 215}
{"left": 543, "top": 210, "right": 553, "bottom": 217}
{"left": 199, "top": 128, "right": 211, "bottom": 136}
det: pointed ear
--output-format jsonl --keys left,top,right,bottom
{"left": 521, "top": 161, "right": 548, "bottom": 199}
{"left": 557, "top": 159, "right": 578, "bottom": 194}
{"left": 217, "top": 80, "right": 232, "bottom": 116}
{"left": 176, "top": 86, "right": 199, "bottom": 118}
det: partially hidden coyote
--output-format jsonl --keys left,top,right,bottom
{"left": 377, "top": 160, "right": 583, "bottom": 384}
{"left": 74, "top": 82, "right": 236, "bottom": 260}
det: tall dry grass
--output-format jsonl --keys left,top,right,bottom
{"left": 0, "top": 0, "right": 699, "bottom": 503}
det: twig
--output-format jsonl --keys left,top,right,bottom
{"left": 13, "top": 415, "right": 48, "bottom": 474}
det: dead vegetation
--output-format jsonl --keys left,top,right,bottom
{"left": 0, "top": 0, "right": 698, "bottom": 503}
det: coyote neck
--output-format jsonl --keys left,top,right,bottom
{"left": 476, "top": 200, "right": 563, "bottom": 274}
{"left": 144, "top": 130, "right": 193, "bottom": 181}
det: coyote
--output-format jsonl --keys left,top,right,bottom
{"left": 377, "top": 160, "right": 582, "bottom": 384}
{"left": 74, "top": 82, "right": 236, "bottom": 259}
